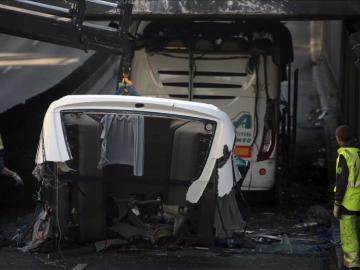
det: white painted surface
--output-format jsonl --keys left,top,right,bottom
{"left": 36, "top": 95, "right": 236, "bottom": 203}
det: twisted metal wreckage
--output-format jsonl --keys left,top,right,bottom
{"left": 24, "top": 95, "right": 249, "bottom": 252}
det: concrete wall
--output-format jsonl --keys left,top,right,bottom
{"left": 340, "top": 22, "right": 360, "bottom": 136}
{"left": 321, "top": 20, "right": 360, "bottom": 138}
{"left": 322, "top": 21, "right": 343, "bottom": 89}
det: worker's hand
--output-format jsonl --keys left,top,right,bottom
{"left": 13, "top": 173, "right": 24, "bottom": 186}
{"left": 123, "top": 77, "right": 133, "bottom": 85}
{"left": 333, "top": 205, "right": 341, "bottom": 219}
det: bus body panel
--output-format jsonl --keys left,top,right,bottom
{"left": 130, "top": 21, "right": 283, "bottom": 191}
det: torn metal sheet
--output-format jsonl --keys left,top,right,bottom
{"left": 33, "top": 95, "right": 249, "bottom": 248}
{"left": 218, "top": 157, "right": 237, "bottom": 197}
{"left": 35, "top": 95, "right": 237, "bottom": 202}
{"left": 214, "top": 189, "right": 245, "bottom": 239}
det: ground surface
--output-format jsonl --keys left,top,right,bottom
{"left": 0, "top": 247, "right": 330, "bottom": 270}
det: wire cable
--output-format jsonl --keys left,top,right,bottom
{"left": 213, "top": 164, "right": 229, "bottom": 239}
{"left": 40, "top": 129, "right": 66, "bottom": 262}
{"left": 263, "top": 55, "right": 270, "bottom": 101}
{"left": 55, "top": 163, "right": 65, "bottom": 261}
{"left": 247, "top": 55, "right": 261, "bottom": 192}
{"left": 251, "top": 55, "right": 260, "bottom": 148}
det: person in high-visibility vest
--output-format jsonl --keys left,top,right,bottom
{"left": 334, "top": 125, "right": 360, "bottom": 269}
{"left": 0, "top": 132, "right": 23, "bottom": 186}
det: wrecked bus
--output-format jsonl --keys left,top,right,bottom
{"left": 30, "top": 95, "right": 248, "bottom": 250}
{"left": 129, "top": 21, "right": 293, "bottom": 192}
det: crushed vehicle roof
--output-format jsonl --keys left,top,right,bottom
{"left": 45, "top": 95, "right": 223, "bottom": 117}
{"left": 37, "top": 95, "right": 236, "bottom": 204}
{"left": 38, "top": 94, "right": 234, "bottom": 162}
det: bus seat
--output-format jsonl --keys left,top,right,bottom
{"left": 77, "top": 118, "right": 106, "bottom": 242}
{"left": 78, "top": 117, "right": 102, "bottom": 177}
{"left": 167, "top": 122, "right": 205, "bottom": 206}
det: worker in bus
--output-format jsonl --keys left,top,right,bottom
{"left": 333, "top": 125, "right": 360, "bottom": 269}
{"left": 115, "top": 73, "right": 139, "bottom": 96}
{"left": 0, "top": 132, "right": 23, "bottom": 186}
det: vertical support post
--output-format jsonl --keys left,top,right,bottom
{"left": 287, "top": 63, "right": 292, "bottom": 172}
{"left": 287, "top": 63, "right": 292, "bottom": 138}
{"left": 188, "top": 37, "right": 194, "bottom": 101}
{"left": 70, "top": 0, "right": 88, "bottom": 51}
{"left": 114, "top": 0, "right": 133, "bottom": 91}
{"left": 292, "top": 68, "right": 299, "bottom": 163}
{"left": 118, "top": 0, "right": 133, "bottom": 37}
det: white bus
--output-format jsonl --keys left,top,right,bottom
{"left": 128, "top": 21, "right": 293, "bottom": 192}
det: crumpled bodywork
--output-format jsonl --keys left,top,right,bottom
{"left": 36, "top": 95, "right": 239, "bottom": 203}
{"left": 31, "top": 95, "right": 248, "bottom": 250}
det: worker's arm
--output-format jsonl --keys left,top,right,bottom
{"left": 115, "top": 81, "right": 139, "bottom": 96}
{"left": 333, "top": 155, "right": 348, "bottom": 219}
{"left": 334, "top": 155, "right": 349, "bottom": 205}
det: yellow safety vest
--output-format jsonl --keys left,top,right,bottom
{"left": 0, "top": 133, "right": 3, "bottom": 150}
{"left": 336, "top": 147, "right": 360, "bottom": 211}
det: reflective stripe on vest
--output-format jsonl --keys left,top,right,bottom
{"left": 336, "top": 147, "right": 360, "bottom": 211}
{"left": 0, "top": 133, "right": 3, "bottom": 150}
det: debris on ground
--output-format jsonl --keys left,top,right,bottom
{"left": 305, "top": 205, "right": 332, "bottom": 226}
{"left": 317, "top": 110, "right": 328, "bottom": 120}
{"left": 312, "top": 158, "right": 326, "bottom": 168}
{"left": 243, "top": 204, "right": 334, "bottom": 256}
